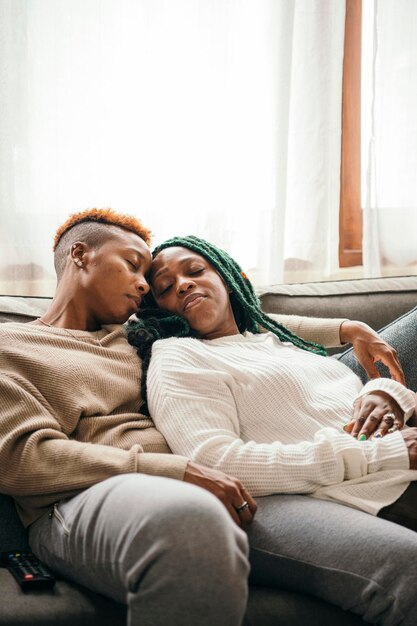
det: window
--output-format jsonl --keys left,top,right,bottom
{"left": 339, "top": 0, "right": 417, "bottom": 278}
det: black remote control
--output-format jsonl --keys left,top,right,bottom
{"left": 1, "top": 550, "right": 56, "bottom": 591}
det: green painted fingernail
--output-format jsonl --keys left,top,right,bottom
{"left": 359, "top": 434, "right": 367, "bottom": 441}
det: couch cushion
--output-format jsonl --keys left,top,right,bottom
{"left": 0, "top": 571, "right": 126, "bottom": 626}
{"left": 0, "top": 571, "right": 362, "bottom": 626}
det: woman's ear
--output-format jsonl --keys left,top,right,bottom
{"left": 70, "top": 241, "right": 87, "bottom": 269}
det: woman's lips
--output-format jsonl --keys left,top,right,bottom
{"left": 128, "top": 295, "right": 141, "bottom": 310}
{"left": 183, "top": 295, "right": 206, "bottom": 312}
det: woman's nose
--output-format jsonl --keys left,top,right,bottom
{"left": 177, "top": 278, "right": 194, "bottom": 294}
{"left": 136, "top": 275, "right": 150, "bottom": 294}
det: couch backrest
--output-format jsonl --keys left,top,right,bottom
{"left": 258, "top": 276, "right": 417, "bottom": 333}
{"left": 2, "top": 276, "right": 417, "bottom": 328}
{"left": 0, "top": 295, "right": 51, "bottom": 323}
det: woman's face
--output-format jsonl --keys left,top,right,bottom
{"left": 150, "top": 247, "right": 239, "bottom": 340}
{"left": 80, "top": 229, "right": 152, "bottom": 325}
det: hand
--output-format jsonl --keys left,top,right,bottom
{"left": 183, "top": 460, "right": 257, "bottom": 527}
{"left": 401, "top": 428, "right": 417, "bottom": 470}
{"left": 340, "top": 321, "right": 405, "bottom": 384}
{"left": 343, "top": 391, "right": 404, "bottom": 440}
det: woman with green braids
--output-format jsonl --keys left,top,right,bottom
{"left": 128, "top": 234, "right": 417, "bottom": 522}
{"left": 127, "top": 236, "right": 417, "bottom": 623}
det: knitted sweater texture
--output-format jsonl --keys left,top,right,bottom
{"left": 0, "top": 323, "right": 188, "bottom": 527}
{"left": 148, "top": 332, "right": 417, "bottom": 515}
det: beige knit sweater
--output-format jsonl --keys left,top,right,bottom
{"left": 0, "top": 314, "right": 354, "bottom": 527}
{"left": 0, "top": 322, "right": 190, "bottom": 526}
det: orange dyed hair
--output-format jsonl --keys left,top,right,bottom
{"left": 53, "top": 208, "right": 152, "bottom": 251}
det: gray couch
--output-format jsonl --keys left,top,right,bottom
{"left": 1, "top": 275, "right": 417, "bottom": 625}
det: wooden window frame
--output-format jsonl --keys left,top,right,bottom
{"left": 339, "top": 0, "right": 362, "bottom": 267}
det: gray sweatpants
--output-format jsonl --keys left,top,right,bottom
{"left": 248, "top": 494, "right": 417, "bottom": 625}
{"left": 29, "top": 474, "right": 249, "bottom": 626}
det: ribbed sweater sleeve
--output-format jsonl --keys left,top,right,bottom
{"left": 358, "top": 378, "right": 416, "bottom": 421}
{"left": 0, "top": 372, "right": 186, "bottom": 498}
{"left": 148, "top": 340, "right": 410, "bottom": 498}
{"left": 267, "top": 313, "right": 346, "bottom": 348}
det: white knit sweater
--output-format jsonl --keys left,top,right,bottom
{"left": 148, "top": 332, "right": 417, "bottom": 515}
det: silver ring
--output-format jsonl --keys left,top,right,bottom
{"left": 383, "top": 412, "right": 396, "bottom": 425}
{"left": 235, "top": 501, "right": 249, "bottom": 514}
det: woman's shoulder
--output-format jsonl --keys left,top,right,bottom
{"left": 150, "top": 336, "right": 218, "bottom": 371}
{"left": 152, "top": 336, "right": 202, "bottom": 355}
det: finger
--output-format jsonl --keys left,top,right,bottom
{"left": 240, "top": 487, "right": 257, "bottom": 515}
{"left": 351, "top": 406, "right": 372, "bottom": 438}
{"left": 223, "top": 500, "right": 242, "bottom": 527}
{"left": 344, "top": 401, "right": 361, "bottom": 434}
{"left": 373, "top": 412, "right": 397, "bottom": 439}
{"left": 235, "top": 502, "right": 253, "bottom": 527}
{"left": 360, "top": 355, "right": 381, "bottom": 381}
{"left": 357, "top": 411, "right": 383, "bottom": 440}
{"left": 377, "top": 352, "right": 405, "bottom": 385}
{"left": 373, "top": 406, "right": 405, "bottom": 438}
{"left": 343, "top": 419, "right": 355, "bottom": 434}
{"left": 232, "top": 497, "right": 253, "bottom": 527}
{"left": 373, "top": 422, "right": 391, "bottom": 439}
{"left": 393, "top": 414, "right": 405, "bottom": 430}
{"left": 226, "top": 479, "right": 255, "bottom": 525}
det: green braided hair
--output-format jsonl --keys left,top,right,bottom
{"left": 127, "top": 235, "right": 326, "bottom": 414}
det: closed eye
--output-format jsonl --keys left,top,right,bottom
{"left": 155, "top": 283, "right": 172, "bottom": 297}
{"left": 127, "top": 260, "right": 138, "bottom": 270}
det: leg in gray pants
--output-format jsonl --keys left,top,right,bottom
{"left": 29, "top": 474, "right": 250, "bottom": 626}
{"left": 247, "top": 494, "right": 417, "bottom": 625}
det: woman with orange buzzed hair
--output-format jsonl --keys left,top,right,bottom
{"left": 0, "top": 208, "right": 251, "bottom": 626}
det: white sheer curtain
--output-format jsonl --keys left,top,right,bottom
{"left": 0, "top": 0, "right": 345, "bottom": 296}
{"left": 362, "top": 0, "right": 417, "bottom": 277}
